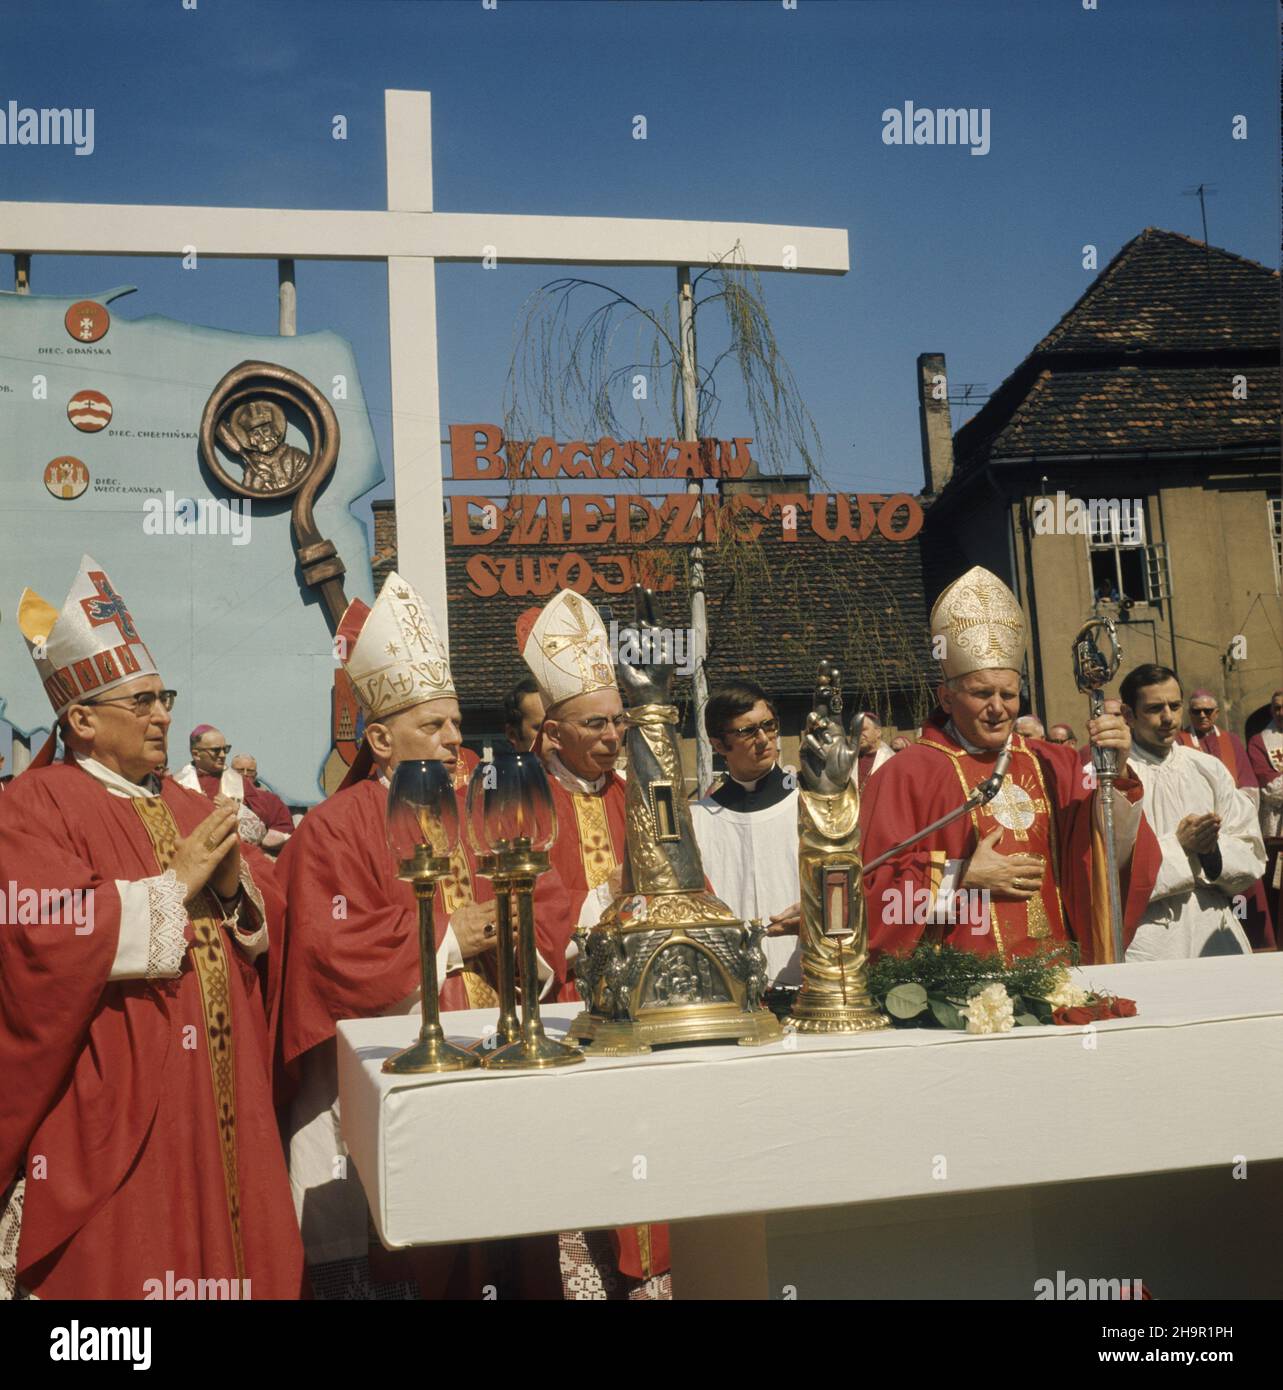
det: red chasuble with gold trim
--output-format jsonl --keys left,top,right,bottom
{"left": 275, "top": 775, "right": 573, "bottom": 1090}
{"left": 546, "top": 771, "right": 627, "bottom": 1002}
{"left": 860, "top": 718, "right": 1159, "bottom": 963}
{"left": 0, "top": 763, "right": 304, "bottom": 1299}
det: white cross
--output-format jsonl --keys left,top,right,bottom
{"left": 0, "top": 90, "right": 849, "bottom": 644}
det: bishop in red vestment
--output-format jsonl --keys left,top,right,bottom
{"left": 0, "top": 558, "right": 303, "bottom": 1300}
{"left": 861, "top": 568, "right": 1159, "bottom": 964}
{"left": 276, "top": 573, "right": 572, "bottom": 1297}
{"left": 176, "top": 725, "right": 295, "bottom": 851}
{"left": 518, "top": 589, "right": 669, "bottom": 1298}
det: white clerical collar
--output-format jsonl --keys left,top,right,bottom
{"left": 546, "top": 749, "right": 608, "bottom": 795}
{"left": 730, "top": 762, "right": 778, "bottom": 793}
{"left": 944, "top": 719, "right": 988, "bottom": 756}
{"left": 1129, "top": 738, "right": 1174, "bottom": 768}
{"left": 74, "top": 753, "right": 162, "bottom": 799}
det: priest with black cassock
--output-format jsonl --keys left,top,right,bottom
{"left": 276, "top": 571, "right": 573, "bottom": 1298}
{"left": 689, "top": 680, "right": 802, "bottom": 986}
{"left": 860, "top": 566, "right": 1160, "bottom": 964}
{"left": 0, "top": 556, "right": 303, "bottom": 1299}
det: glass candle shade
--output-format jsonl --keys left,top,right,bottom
{"left": 466, "top": 752, "right": 557, "bottom": 854}
{"left": 386, "top": 758, "right": 460, "bottom": 861}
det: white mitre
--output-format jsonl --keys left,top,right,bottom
{"left": 930, "top": 565, "right": 1026, "bottom": 679}
{"left": 337, "top": 571, "right": 454, "bottom": 719}
{"left": 17, "top": 554, "right": 160, "bottom": 716}
{"left": 517, "top": 589, "right": 616, "bottom": 712}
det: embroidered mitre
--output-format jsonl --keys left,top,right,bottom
{"left": 337, "top": 571, "right": 454, "bottom": 720}
{"left": 17, "top": 554, "right": 160, "bottom": 716}
{"left": 517, "top": 589, "right": 616, "bottom": 713}
{"left": 930, "top": 565, "right": 1026, "bottom": 679}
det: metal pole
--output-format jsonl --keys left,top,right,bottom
{"left": 277, "top": 258, "right": 296, "bottom": 335}
{"left": 678, "top": 267, "right": 713, "bottom": 795}
{"left": 14, "top": 253, "right": 30, "bottom": 294}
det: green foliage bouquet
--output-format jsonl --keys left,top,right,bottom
{"left": 867, "top": 944, "right": 1105, "bottom": 1033}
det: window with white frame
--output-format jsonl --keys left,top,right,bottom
{"left": 1086, "top": 497, "right": 1168, "bottom": 603}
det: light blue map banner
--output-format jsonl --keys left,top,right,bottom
{"left": 0, "top": 287, "right": 380, "bottom": 804}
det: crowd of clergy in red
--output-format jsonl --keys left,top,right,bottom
{"left": 0, "top": 556, "right": 1277, "bottom": 1302}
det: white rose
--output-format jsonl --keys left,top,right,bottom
{"left": 1043, "top": 970, "right": 1089, "bottom": 1010}
{"left": 961, "top": 981, "right": 1015, "bottom": 1035}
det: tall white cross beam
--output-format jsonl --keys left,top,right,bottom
{"left": 0, "top": 90, "right": 849, "bottom": 642}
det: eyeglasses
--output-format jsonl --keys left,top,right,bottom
{"left": 198, "top": 745, "right": 233, "bottom": 757}
{"left": 84, "top": 688, "right": 178, "bottom": 715}
{"left": 574, "top": 715, "right": 629, "bottom": 735}
{"left": 1190, "top": 708, "right": 1217, "bottom": 717}
{"left": 724, "top": 717, "right": 780, "bottom": 743}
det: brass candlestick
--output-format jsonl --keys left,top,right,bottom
{"left": 383, "top": 844, "right": 481, "bottom": 1073}
{"left": 466, "top": 752, "right": 583, "bottom": 1071}
{"left": 473, "top": 851, "right": 520, "bottom": 1052}
{"left": 483, "top": 840, "right": 583, "bottom": 1070}
{"left": 383, "top": 759, "right": 481, "bottom": 1074}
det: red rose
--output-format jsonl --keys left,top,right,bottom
{"left": 1053, "top": 1005, "right": 1096, "bottom": 1026}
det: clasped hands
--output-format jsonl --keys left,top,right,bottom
{"left": 1176, "top": 812, "right": 1221, "bottom": 858}
{"left": 170, "top": 797, "right": 242, "bottom": 908}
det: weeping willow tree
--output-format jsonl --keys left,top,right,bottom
{"left": 500, "top": 248, "right": 933, "bottom": 737}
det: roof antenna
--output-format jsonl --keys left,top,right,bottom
{"left": 1182, "top": 183, "right": 1217, "bottom": 281}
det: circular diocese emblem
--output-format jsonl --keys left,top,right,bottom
{"left": 67, "top": 388, "right": 113, "bottom": 432}
{"left": 44, "top": 456, "right": 90, "bottom": 500}
{"left": 64, "top": 300, "right": 110, "bottom": 344}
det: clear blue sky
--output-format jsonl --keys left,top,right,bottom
{"left": 3, "top": 0, "right": 1277, "bottom": 520}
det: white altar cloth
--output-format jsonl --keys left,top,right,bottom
{"left": 338, "top": 955, "right": 1283, "bottom": 1280}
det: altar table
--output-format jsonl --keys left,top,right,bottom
{"left": 337, "top": 955, "right": 1283, "bottom": 1298}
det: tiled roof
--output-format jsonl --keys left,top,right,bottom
{"left": 952, "top": 228, "right": 1280, "bottom": 474}
{"left": 436, "top": 501, "right": 937, "bottom": 714}
{"left": 1035, "top": 227, "right": 1279, "bottom": 354}
{"left": 986, "top": 364, "right": 1280, "bottom": 458}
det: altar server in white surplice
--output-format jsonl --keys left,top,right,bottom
{"left": 1120, "top": 664, "right": 1266, "bottom": 961}
{"left": 690, "top": 681, "right": 802, "bottom": 986}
